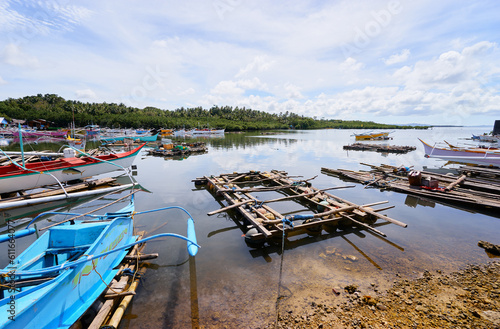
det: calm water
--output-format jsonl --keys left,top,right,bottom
{"left": 1, "top": 127, "right": 499, "bottom": 328}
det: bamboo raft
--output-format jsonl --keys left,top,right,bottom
{"left": 343, "top": 143, "right": 416, "bottom": 154}
{"left": 322, "top": 163, "right": 500, "bottom": 213}
{"left": 193, "top": 170, "right": 407, "bottom": 248}
{"left": 82, "top": 232, "right": 157, "bottom": 329}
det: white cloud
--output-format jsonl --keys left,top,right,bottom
{"left": 340, "top": 57, "right": 364, "bottom": 72}
{"left": 0, "top": 76, "right": 6, "bottom": 85}
{"left": 75, "top": 89, "right": 97, "bottom": 99}
{"left": 236, "top": 56, "right": 275, "bottom": 77}
{"left": 2, "top": 44, "right": 38, "bottom": 67}
{"left": 384, "top": 49, "right": 410, "bottom": 65}
{"left": 211, "top": 80, "right": 244, "bottom": 96}
{"left": 0, "top": 1, "right": 499, "bottom": 125}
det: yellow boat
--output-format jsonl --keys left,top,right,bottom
{"left": 353, "top": 131, "right": 392, "bottom": 141}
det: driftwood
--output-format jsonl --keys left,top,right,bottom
{"left": 478, "top": 240, "right": 500, "bottom": 255}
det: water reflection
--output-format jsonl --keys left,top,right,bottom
{"left": 2, "top": 127, "right": 499, "bottom": 328}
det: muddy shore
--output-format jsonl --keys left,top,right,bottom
{"left": 269, "top": 261, "right": 500, "bottom": 329}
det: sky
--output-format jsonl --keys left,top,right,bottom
{"left": 0, "top": 0, "right": 499, "bottom": 126}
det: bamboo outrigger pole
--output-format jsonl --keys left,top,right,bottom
{"left": 207, "top": 185, "right": 355, "bottom": 216}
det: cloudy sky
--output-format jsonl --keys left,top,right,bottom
{"left": 0, "top": 1, "right": 499, "bottom": 125}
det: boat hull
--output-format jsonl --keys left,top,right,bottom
{"left": 419, "top": 139, "right": 500, "bottom": 166}
{"left": 0, "top": 144, "right": 144, "bottom": 194}
{"left": 354, "top": 132, "right": 390, "bottom": 141}
{"left": 101, "top": 133, "right": 158, "bottom": 142}
{"left": 0, "top": 209, "right": 135, "bottom": 328}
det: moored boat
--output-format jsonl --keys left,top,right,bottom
{"left": 352, "top": 131, "right": 392, "bottom": 141}
{"left": 419, "top": 138, "right": 500, "bottom": 167}
{"left": 192, "top": 128, "right": 225, "bottom": 135}
{"left": 0, "top": 193, "right": 199, "bottom": 328}
{"left": 0, "top": 143, "right": 145, "bottom": 194}
{"left": 100, "top": 133, "right": 158, "bottom": 143}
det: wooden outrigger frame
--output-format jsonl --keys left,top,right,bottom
{"left": 194, "top": 170, "right": 407, "bottom": 247}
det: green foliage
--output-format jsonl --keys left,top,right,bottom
{"left": 0, "top": 94, "right": 429, "bottom": 131}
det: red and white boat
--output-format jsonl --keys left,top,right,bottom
{"left": 0, "top": 143, "right": 145, "bottom": 194}
{"left": 419, "top": 138, "right": 500, "bottom": 167}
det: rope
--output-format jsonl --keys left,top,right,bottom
{"left": 91, "top": 259, "right": 121, "bottom": 295}
{"left": 274, "top": 217, "right": 288, "bottom": 329}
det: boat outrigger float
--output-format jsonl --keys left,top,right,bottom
{"left": 0, "top": 191, "right": 199, "bottom": 329}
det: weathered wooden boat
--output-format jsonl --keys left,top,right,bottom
{"left": 419, "top": 138, "right": 500, "bottom": 167}
{"left": 0, "top": 193, "right": 199, "bottom": 328}
{"left": 352, "top": 131, "right": 392, "bottom": 141}
{"left": 0, "top": 143, "right": 145, "bottom": 195}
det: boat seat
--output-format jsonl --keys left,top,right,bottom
{"left": 60, "top": 158, "right": 87, "bottom": 165}
{"left": 49, "top": 222, "right": 108, "bottom": 249}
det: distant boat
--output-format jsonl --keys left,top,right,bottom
{"left": 84, "top": 124, "right": 101, "bottom": 139}
{"left": 419, "top": 138, "right": 500, "bottom": 167}
{"left": 471, "top": 134, "right": 500, "bottom": 143}
{"left": 100, "top": 133, "right": 158, "bottom": 143}
{"left": 0, "top": 143, "right": 145, "bottom": 194}
{"left": 352, "top": 131, "right": 392, "bottom": 141}
{"left": 192, "top": 128, "right": 225, "bottom": 135}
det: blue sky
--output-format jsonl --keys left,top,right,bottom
{"left": 0, "top": 0, "right": 499, "bottom": 126}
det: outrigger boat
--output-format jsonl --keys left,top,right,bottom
{"left": 419, "top": 138, "right": 500, "bottom": 167}
{"left": 0, "top": 143, "right": 145, "bottom": 195}
{"left": 0, "top": 193, "right": 199, "bottom": 328}
{"left": 100, "top": 133, "right": 158, "bottom": 143}
{"left": 352, "top": 131, "right": 392, "bottom": 141}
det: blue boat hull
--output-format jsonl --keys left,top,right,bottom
{"left": 0, "top": 204, "right": 135, "bottom": 328}
{"left": 101, "top": 133, "right": 158, "bottom": 143}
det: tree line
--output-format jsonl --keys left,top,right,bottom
{"left": 0, "top": 94, "right": 428, "bottom": 131}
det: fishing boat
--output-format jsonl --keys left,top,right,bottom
{"left": 0, "top": 193, "right": 199, "bottom": 328}
{"left": 192, "top": 128, "right": 225, "bottom": 135}
{"left": 419, "top": 138, "right": 500, "bottom": 166}
{"left": 352, "top": 131, "right": 392, "bottom": 141}
{"left": 12, "top": 129, "right": 68, "bottom": 143}
{"left": 100, "top": 133, "right": 158, "bottom": 143}
{"left": 66, "top": 136, "right": 86, "bottom": 151}
{"left": 0, "top": 143, "right": 145, "bottom": 195}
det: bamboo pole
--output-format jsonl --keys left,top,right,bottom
{"left": 339, "top": 213, "right": 387, "bottom": 237}
{"left": 205, "top": 175, "right": 272, "bottom": 237}
{"left": 106, "top": 266, "right": 148, "bottom": 328}
{"left": 207, "top": 186, "right": 355, "bottom": 216}
{"left": 444, "top": 174, "right": 466, "bottom": 191}
{"left": 273, "top": 170, "right": 408, "bottom": 228}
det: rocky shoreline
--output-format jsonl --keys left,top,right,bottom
{"left": 270, "top": 261, "right": 500, "bottom": 329}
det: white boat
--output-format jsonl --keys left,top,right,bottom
{"left": 192, "top": 128, "right": 225, "bottom": 135}
{"left": 419, "top": 139, "right": 500, "bottom": 166}
{"left": 0, "top": 144, "right": 145, "bottom": 194}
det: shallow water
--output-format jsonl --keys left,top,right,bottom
{"left": 1, "top": 127, "right": 499, "bottom": 328}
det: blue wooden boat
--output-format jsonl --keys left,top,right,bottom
{"left": 0, "top": 194, "right": 199, "bottom": 328}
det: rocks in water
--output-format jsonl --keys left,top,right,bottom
{"left": 478, "top": 240, "right": 500, "bottom": 255}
